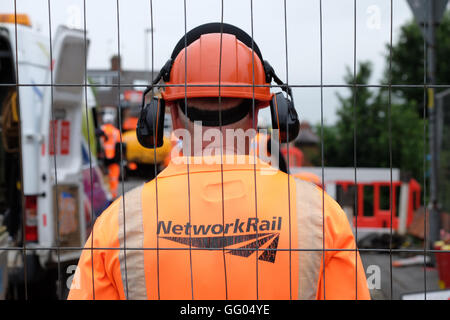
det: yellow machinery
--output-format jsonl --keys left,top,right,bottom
{"left": 119, "top": 92, "right": 173, "bottom": 171}
{"left": 122, "top": 129, "right": 172, "bottom": 166}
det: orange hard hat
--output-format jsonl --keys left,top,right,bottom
{"left": 161, "top": 26, "right": 273, "bottom": 107}
{"left": 136, "top": 23, "right": 299, "bottom": 149}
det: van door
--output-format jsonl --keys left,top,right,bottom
{"left": 38, "top": 26, "right": 88, "bottom": 263}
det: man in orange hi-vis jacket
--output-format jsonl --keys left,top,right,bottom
{"left": 98, "top": 112, "right": 121, "bottom": 198}
{"left": 69, "top": 23, "right": 370, "bottom": 300}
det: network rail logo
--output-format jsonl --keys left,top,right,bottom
{"left": 157, "top": 217, "right": 282, "bottom": 263}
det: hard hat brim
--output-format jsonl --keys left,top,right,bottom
{"left": 162, "top": 83, "right": 273, "bottom": 107}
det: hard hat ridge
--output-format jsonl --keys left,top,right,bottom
{"left": 161, "top": 24, "right": 273, "bottom": 104}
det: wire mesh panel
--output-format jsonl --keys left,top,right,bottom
{"left": 438, "top": 90, "right": 450, "bottom": 214}
{"left": 0, "top": 0, "right": 448, "bottom": 302}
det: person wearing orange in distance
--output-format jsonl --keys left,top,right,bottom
{"left": 68, "top": 23, "right": 370, "bottom": 300}
{"left": 97, "top": 112, "right": 121, "bottom": 198}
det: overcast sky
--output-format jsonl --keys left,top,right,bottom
{"left": 1, "top": 0, "right": 424, "bottom": 125}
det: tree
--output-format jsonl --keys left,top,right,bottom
{"left": 311, "top": 12, "right": 450, "bottom": 183}
{"left": 314, "top": 61, "right": 425, "bottom": 183}
{"left": 387, "top": 11, "right": 450, "bottom": 117}
{"left": 386, "top": 11, "right": 450, "bottom": 209}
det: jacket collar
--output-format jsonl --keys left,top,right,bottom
{"left": 159, "top": 154, "right": 277, "bottom": 177}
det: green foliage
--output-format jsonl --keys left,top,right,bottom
{"left": 387, "top": 12, "right": 450, "bottom": 115}
{"left": 311, "top": 12, "right": 450, "bottom": 185}
{"left": 314, "top": 62, "right": 425, "bottom": 183}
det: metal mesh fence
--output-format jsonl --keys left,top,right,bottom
{"left": 438, "top": 89, "right": 450, "bottom": 214}
{"left": 0, "top": 0, "right": 448, "bottom": 301}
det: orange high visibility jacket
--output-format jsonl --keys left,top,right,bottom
{"left": 101, "top": 123, "right": 121, "bottom": 159}
{"left": 68, "top": 155, "right": 370, "bottom": 300}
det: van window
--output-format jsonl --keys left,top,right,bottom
{"left": 379, "top": 186, "right": 391, "bottom": 211}
{"left": 363, "top": 185, "right": 374, "bottom": 216}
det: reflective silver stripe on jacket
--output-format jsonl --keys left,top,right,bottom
{"left": 118, "top": 184, "right": 147, "bottom": 300}
{"left": 295, "top": 178, "right": 324, "bottom": 300}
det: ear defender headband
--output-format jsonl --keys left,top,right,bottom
{"left": 136, "top": 22, "right": 300, "bottom": 149}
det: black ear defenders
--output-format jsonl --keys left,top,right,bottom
{"left": 136, "top": 74, "right": 166, "bottom": 148}
{"left": 136, "top": 22, "right": 300, "bottom": 149}
{"left": 271, "top": 91, "right": 299, "bottom": 143}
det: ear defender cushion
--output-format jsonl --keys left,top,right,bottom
{"left": 270, "top": 92, "right": 300, "bottom": 143}
{"left": 136, "top": 97, "right": 166, "bottom": 148}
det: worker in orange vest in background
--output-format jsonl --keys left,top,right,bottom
{"left": 69, "top": 23, "right": 370, "bottom": 300}
{"left": 97, "top": 112, "right": 121, "bottom": 198}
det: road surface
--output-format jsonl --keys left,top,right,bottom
{"left": 360, "top": 253, "right": 440, "bottom": 300}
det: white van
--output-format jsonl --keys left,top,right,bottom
{"left": 0, "top": 14, "right": 109, "bottom": 299}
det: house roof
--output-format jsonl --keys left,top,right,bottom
{"left": 296, "top": 122, "right": 319, "bottom": 144}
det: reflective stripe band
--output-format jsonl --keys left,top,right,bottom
{"left": 118, "top": 185, "right": 147, "bottom": 300}
{"left": 295, "top": 178, "right": 323, "bottom": 300}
